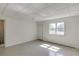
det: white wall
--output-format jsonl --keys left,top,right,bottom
{"left": 37, "top": 22, "right": 43, "bottom": 39}
{"left": 4, "top": 18, "right": 37, "bottom": 47}
{"left": 38, "top": 15, "right": 79, "bottom": 48}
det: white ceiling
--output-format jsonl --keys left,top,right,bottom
{"left": 0, "top": 3, "right": 79, "bottom": 21}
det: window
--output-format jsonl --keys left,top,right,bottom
{"left": 49, "top": 23, "right": 56, "bottom": 34}
{"left": 56, "top": 22, "right": 64, "bottom": 35}
{"left": 49, "top": 22, "right": 64, "bottom": 35}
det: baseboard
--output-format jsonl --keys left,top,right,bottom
{"left": 37, "top": 39, "right": 43, "bottom": 41}
{"left": 5, "top": 39, "right": 36, "bottom": 48}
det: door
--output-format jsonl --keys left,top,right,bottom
{"left": 0, "top": 20, "right": 4, "bottom": 44}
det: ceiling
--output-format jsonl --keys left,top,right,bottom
{"left": 0, "top": 3, "right": 79, "bottom": 21}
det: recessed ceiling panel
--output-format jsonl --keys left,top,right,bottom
{"left": 2, "top": 3, "right": 31, "bottom": 19}
{"left": 1, "top": 3, "right": 79, "bottom": 21}
{"left": 34, "top": 3, "right": 79, "bottom": 21}
{"left": 20, "top": 3, "right": 47, "bottom": 15}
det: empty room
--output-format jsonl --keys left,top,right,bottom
{"left": 0, "top": 3, "right": 79, "bottom": 56}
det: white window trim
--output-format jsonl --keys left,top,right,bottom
{"left": 49, "top": 22, "right": 64, "bottom": 35}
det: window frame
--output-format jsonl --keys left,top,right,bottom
{"left": 49, "top": 23, "right": 56, "bottom": 34}
{"left": 56, "top": 22, "right": 64, "bottom": 35}
{"left": 49, "top": 22, "right": 64, "bottom": 35}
